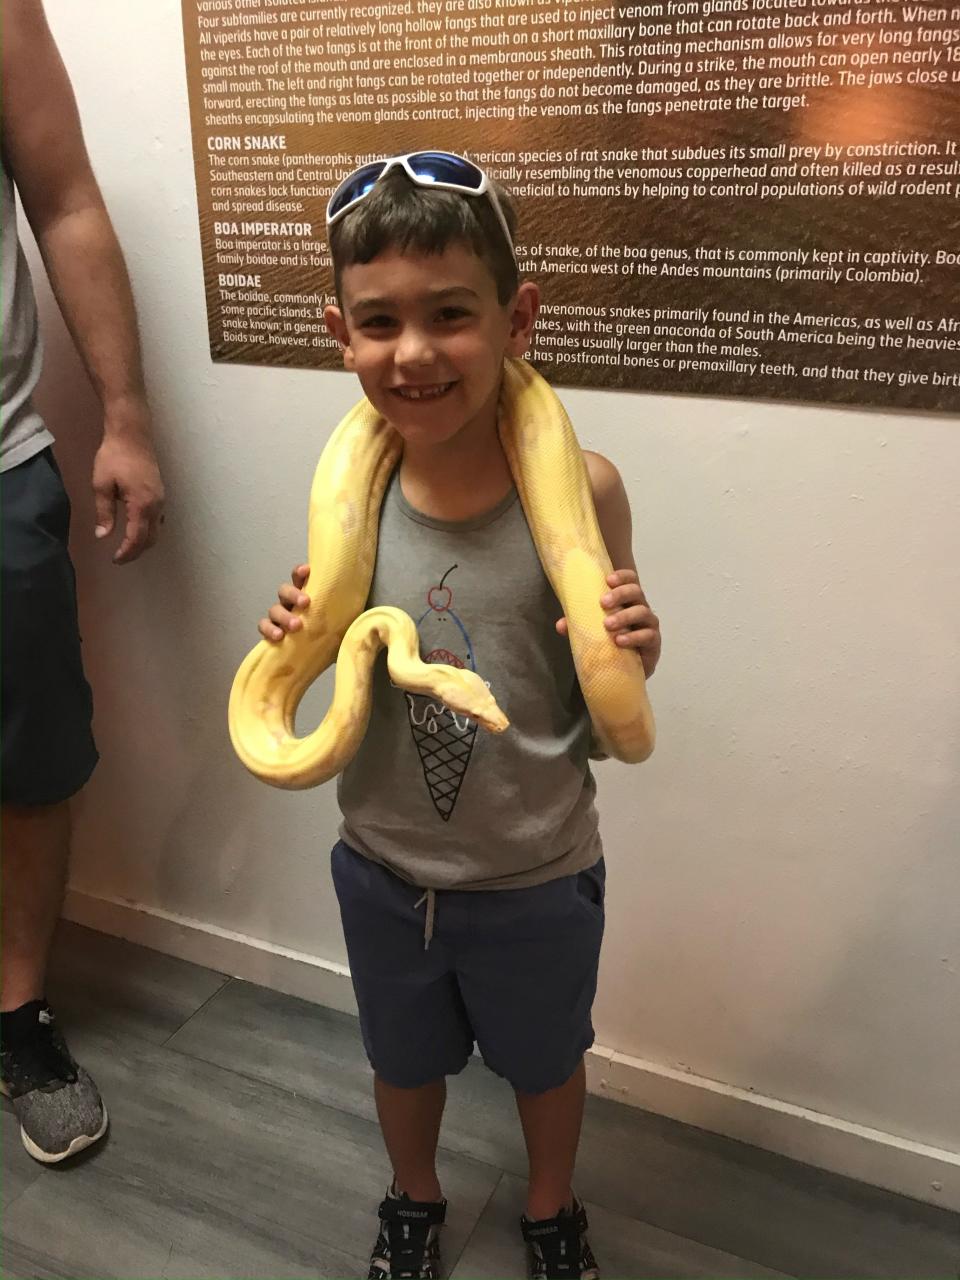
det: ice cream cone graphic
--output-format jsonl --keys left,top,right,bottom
{"left": 406, "top": 565, "right": 480, "bottom": 821}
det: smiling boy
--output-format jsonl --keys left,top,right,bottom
{"left": 260, "top": 153, "right": 660, "bottom": 1279}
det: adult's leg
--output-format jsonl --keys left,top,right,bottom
{"left": 1, "top": 801, "right": 71, "bottom": 1011}
{"left": 0, "top": 451, "right": 103, "bottom": 1161}
{"left": 1, "top": 450, "right": 97, "bottom": 1008}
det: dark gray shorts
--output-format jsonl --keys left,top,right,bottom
{"left": 1, "top": 448, "right": 98, "bottom": 806}
{"left": 331, "top": 840, "right": 605, "bottom": 1094}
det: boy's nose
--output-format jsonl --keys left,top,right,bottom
{"left": 395, "top": 328, "right": 436, "bottom": 368}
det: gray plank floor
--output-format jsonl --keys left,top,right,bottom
{"left": 0, "top": 923, "right": 957, "bottom": 1279}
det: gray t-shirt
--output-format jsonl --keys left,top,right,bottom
{"left": 1, "top": 156, "right": 53, "bottom": 472}
{"left": 338, "top": 470, "right": 602, "bottom": 891}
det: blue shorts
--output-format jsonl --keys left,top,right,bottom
{"left": 1, "top": 449, "right": 98, "bottom": 806}
{"left": 331, "top": 840, "right": 605, "bottom": 1095}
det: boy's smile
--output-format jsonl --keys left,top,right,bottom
{"left": 325, "top": 244, "right": 538, "bottom": 452}
{"left": 391, "top": 381, "right": 456, "bottom": 403}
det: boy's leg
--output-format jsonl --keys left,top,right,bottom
{"left": 375, "top": 1074, "right": 447, "bottom": 1202}
{"left": 515, "top": 1058, "right": 586, "bottom": 1220}
{"left": 456, "top": 860, "right": 605, "bottom": 1275}
{"left": 330, "top": 845, "right": 469, "bottom": 1277}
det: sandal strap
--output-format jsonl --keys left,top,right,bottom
{"left": 378, "top": 1196, "right": 447, "bottom": 1228}
{"left": 521, "top": 1203, "right": 588, "bottom": 1243}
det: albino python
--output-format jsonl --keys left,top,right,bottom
{"left": 229, "top": 358, "right": 655, "bottom": 788}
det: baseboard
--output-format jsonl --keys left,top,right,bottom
{"left": 63, "top": 889, "right": 960, "bottom": 1212}
{"left": 62, "top": 888, "right": 358, "bottom": 1016}
{"left": 584, "top": 1046, "right": 960, "bottom": 1213}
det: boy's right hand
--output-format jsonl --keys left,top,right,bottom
{"left": 258, "top": 564, "right": 310, "bottom": 642}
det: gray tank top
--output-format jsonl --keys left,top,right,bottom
{"left": 338, "top": 471, "right": 602, "bottom": 891}
{"left": 1, "top": 156, "right": 53, "bottom": 472}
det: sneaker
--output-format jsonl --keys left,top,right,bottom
{"left": 521, "top": 1197, "right": 599, "bottom": 1280}
{"left": 0, "top": 1001, "right": 107, "bottom": 1163}
{"left": 367, "top": 1184, "right": 446, "bottom": 1279}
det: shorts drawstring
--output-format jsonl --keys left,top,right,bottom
{"left": 414, "top": 888, "right": 436, "bottom": 950}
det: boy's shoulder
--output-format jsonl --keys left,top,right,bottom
{"left": 582, "top": 450, "right": 625, "bottom": 508}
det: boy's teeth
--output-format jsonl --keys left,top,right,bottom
{"left": 397, "top": 383, "right": 451, "bottom": 400}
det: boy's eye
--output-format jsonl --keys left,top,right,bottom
{"left": 437, "top": 307, "right": 470, "bottom": 322}
{"left": 359, "top": 314, "right": 395, "bottom": 330}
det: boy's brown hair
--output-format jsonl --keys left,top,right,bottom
{"left": 328, "top": 168, "right": 519, "bottom": 305}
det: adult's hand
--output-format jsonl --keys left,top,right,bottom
{"left": 92, "top": 399, "right": 165, "bottom": 563}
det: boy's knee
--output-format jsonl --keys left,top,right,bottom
{"left": 494, "top": 1051, "right": 588, "bottom": 1097}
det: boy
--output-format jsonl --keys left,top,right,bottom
{"left": 259, "top": 153, "right": 660, "bottom": 1280}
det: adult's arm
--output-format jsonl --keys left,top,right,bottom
{"left": 1, "top": 0, "right": 164, "bottom": 562}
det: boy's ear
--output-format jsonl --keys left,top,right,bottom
{"left": 324, "top": 305, "right": 356, "bottom": 370}
{"left": 504, "top": 282, "right": 540, "bottom": 358}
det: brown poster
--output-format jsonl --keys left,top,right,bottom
{"left": 182, "top": 0, "right": 960, "bottom": 410}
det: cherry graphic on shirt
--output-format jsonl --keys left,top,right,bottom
{"left": 419, "top": 565, "right": 475, "bottom": 671}
{"left": 427, "top": 564, "right": 457, "bottom": 614}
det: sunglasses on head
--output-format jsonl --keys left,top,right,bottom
{"left": 325, "top": 151, "right": 517, "bottom": 264}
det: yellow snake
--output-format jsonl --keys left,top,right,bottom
{"left": 229, "top": 358, "right": 655, "bottom": 788}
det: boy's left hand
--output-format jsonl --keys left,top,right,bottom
{"left": 556, "top": 570, "right": 661, "bottom": 679}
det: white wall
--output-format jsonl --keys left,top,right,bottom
{"left": 29, "top": 0, "right": 959, "bottom": 1205}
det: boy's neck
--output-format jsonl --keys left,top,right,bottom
{"left": 397, "top": 401, "right": 513, "bottom": 523}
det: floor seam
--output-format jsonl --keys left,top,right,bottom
{"left": 444, "top": 1169, "right": 504, "bottom": 1278}
{"left": 159, "top": 975, "right": 234, "bottom": 1048}
{"left": 159, "top": 1034, "right": 522, "bottom": 1182}
{"left": 0, "top": 1170, "right": 44, "bottom": 1218}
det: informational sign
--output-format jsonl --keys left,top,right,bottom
{"left": 182, "top": 0, "right": 960, "bottom": 410}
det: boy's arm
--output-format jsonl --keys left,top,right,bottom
{"left": 581, "top": 450, "right": 661, "bottom": 681}
{"left": 1, "top": 0, "right": 164, "bottom": 563}
{"left": 584, "top": 450, "right": 637, "bottom": 575}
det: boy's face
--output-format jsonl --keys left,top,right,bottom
{"left": 324, "top": 242, "right": 539, "bottom": 449}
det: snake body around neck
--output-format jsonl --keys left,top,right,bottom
{"left": 229, "top": 359, "right": 655, "bottom": 788}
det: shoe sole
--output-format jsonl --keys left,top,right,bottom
{"left": 0, "top": 1081, "right": 109, "bottom": 1164}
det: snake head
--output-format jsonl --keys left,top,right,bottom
{"left": 431, "top": 667, "right": 509, "bottom": 735}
